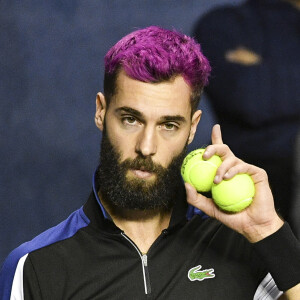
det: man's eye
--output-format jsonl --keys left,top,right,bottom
{"left": 163, "top": 123, "right": 178, "bottom": 130}
{"left": 122, "top": 116, "right": 137, "bottom": 125}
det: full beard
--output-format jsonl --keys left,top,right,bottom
{"left": 96, "top": 128, "right": 187, "bottom": 215}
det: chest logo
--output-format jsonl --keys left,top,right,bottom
{"left": 188, "top": 265, "right": 215, "bottom": 282}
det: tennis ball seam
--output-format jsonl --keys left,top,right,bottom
{"left": 181, "top": 149, "right": 222, "bottom": 193}
{"left": 216, "top": 197, "right": 253, "bottom": 208}
{"left": 186, "top": 161, "right": 219, "bottom": 180}
{"left": 181, "top": 149, "right": 205, "bottom": 174}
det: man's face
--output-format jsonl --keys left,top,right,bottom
{"left": 95, "top": 71, "right": 201, "bottom": 211}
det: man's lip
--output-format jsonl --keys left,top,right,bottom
{"left": 130, "top": 169, "right": 154, "bottom": 179}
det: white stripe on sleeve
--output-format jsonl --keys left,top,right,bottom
{"left": 10, "top": 253, "right": 28, "bottom": 300}
{"left": 254, "top": 273, "right": 283, "bottom": 300}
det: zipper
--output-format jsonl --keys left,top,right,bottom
{"left": 121, "top": 232, "right": 151, "bottom": 295}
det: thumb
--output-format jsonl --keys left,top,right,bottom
{"left": 185, "top": 183, "right": 206, "bottom": 208}
{"left": 185, "top": 183, "right": 198, "bottom": 205}
{"left": 185, "top": 183, "right": 218, "bottom": 218}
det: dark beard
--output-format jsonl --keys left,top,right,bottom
{"left": 96, "top": 128, "right": 187, "bottom": 214}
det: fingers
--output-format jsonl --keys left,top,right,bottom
{"left": 203, "top": 143, "right": 238, "bottom": 184}
{"left": 245, "top": 165, "right": 269, "bottom": 185}
{"left": 215, "top": 159, "right": 252, "bottom": 181}
{"left": 204, "top": 145, "right": 257, "bottom": 184}
{"left": 202, "top": 124, "right": 267, "bottom": 185}
{"left": 203, "top": 125, "right": 230, "bottom": 160}
{"left": 203, "top": 144, "right": 232, "bottom": 160}
{"left": 211, "top": 124, "right": 223, "bottom": 145}
{"left": 214, "top": 158, "right": 240, "bottom": 183}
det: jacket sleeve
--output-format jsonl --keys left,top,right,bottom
{"left": 254, "top": 273, "right": 283, "bottom": 299}
{"left": 0, "top": 252, "right": 28, "bottom": 300}
{"left": 0, "top": 252, "right": 42, "bottom": 300}
{"left": 23, "top": 254, "right": 43, "bottom": 299}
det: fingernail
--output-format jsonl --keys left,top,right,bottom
{"left": 214, "top": 175, "right": 220, "bottom": 182}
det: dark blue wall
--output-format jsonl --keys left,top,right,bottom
{"left": 0, "top": 0, "right": 241, "bottom": 265}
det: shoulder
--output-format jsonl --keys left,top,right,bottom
{"left": 0, "top": 207, "right": 89, "bottom": 300}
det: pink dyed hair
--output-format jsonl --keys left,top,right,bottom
{"left": 104, "top": 26, "right": 211, "bottom": 112}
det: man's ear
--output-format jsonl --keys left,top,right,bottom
{"left": 188, "top": 110, "right": 202, "bottom": 145}
{"left": 95, "top": 92, "right": 107, "bottom": 131}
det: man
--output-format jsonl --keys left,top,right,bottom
{"left": 1, "top": 26, "right": 299, "bottom": 299}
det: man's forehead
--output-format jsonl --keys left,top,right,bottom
{"left": 111, "top": 71, "right": 193, "bottom": 118}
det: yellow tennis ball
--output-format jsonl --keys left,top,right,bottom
{"left": 211, "top": 174, "right": 255, "bottom": 212}
{"left": 181, "top": 148, "right": 222, "bottom": 192}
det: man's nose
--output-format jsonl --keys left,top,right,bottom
{"left": 135, "top": 126, "right": 157, "bottom": 157}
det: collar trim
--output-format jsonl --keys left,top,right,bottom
{"left": 92, "top": 168, "right": 110, "bottom": 219}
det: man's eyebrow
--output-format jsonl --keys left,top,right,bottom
{"left": 115, "top": 106, "right": 186, "bottom": 123}
{"left": 115, "top": 106, "right": 144, "bottom": 119}
{"left": 159, "top": 115, "right": 187, "bottom": 123}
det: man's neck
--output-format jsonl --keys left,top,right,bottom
{"left": 114, "top": 210, "right": 171, "bottom": 254}
{"left": 101, "top": 198, "right": 171, "bottom": 254}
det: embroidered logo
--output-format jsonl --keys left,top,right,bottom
{"left": 188, "top": 265, "right": 215, "bottom": 282}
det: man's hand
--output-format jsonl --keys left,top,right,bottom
{"left": 185, "top": 124, "right": 284, "bottom": 243}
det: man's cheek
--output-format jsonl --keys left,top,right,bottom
{"left": 118, "top": 150, "right": 135, "bottom": 164}
{"left": 161, "top": 155, "right": 176, "bottom": 169}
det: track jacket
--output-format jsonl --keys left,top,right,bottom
{"left": 0, "top": 175, "right": 282, "bottom": 299}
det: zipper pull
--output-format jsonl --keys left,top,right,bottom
{"left": 142, "top": 254, "right": 148, "bottom": 267}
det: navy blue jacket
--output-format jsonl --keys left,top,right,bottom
{"left": 0, "top": 176, "right": 282, "bottom": 299}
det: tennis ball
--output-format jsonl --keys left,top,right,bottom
{"left": 211, "top": 174, "right": 255, "bottom": 212}
{"left": 181, "top": 148, "right": 222, "bottom": 192}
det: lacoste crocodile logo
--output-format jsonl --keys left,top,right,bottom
{"left": 188, "top": 265, "right": 215, "bottom": 282}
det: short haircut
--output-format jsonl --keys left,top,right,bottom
{"left": 104, "top": 26, "right": 211, "bottom": 114}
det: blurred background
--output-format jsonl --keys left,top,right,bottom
{"left": 1, "top": 0, "right": 299, "bottom": 265}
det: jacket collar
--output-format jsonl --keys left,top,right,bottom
{"left": 83, "top": 167, "right": 190, "bottom": 233}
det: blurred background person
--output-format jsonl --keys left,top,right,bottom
{"left": 193, "top": 0, "right": 300, "bottom": 234}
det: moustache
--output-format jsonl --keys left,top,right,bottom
{"left": 120, "top": 156, "right": 166, "bottom": 174}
